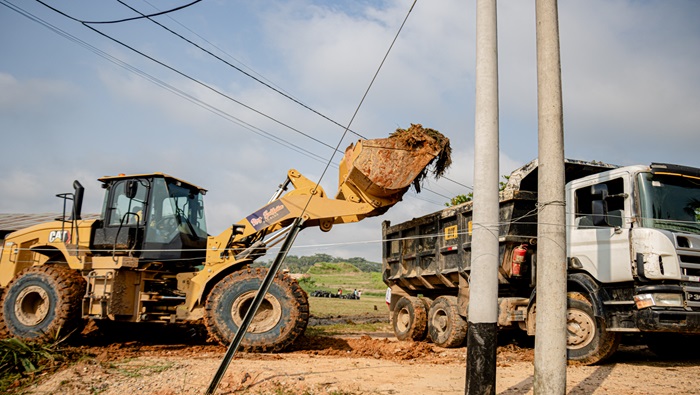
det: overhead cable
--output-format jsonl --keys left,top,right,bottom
{"left": 117, "top": 0, "right": 366, "bottom": 140}
{"left": 75, "top": 0, "right": 202, "bottom": 24}
{"left": 34, "top": 0, "right": 342, "bottom": 155}
{"left": 3, "top": 0, "right": 335, "bottom": 167}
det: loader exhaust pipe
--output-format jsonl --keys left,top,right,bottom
{"left": 71, "top": 180, "right": 84, "bottom": 220}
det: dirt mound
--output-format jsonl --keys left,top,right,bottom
{"left": 290, "top": 334, "right": 446, "bottom": 361}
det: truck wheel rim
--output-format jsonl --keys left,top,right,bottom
{"left": 431, "top": 309, "right": 449, "bottom": 335}
{"left": 14, "top": 285, "right": 50, "bottom": 327}
{"left": 231, "top": 290, "right": 282, "bottom": 333}
{"left": 567, "top": 308, "right": 595, "bottom": 349}
{"left": 396, "top": 307, "right": 411, "bottom": 332}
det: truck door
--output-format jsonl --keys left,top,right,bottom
{"left": 568, "top": 176, "right": 634, "bottom": 283}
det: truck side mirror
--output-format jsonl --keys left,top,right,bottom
{"left": 591, "top": 184, "right": 609, "bottom": 227}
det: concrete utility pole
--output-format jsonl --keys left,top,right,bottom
{"left": 534, "top": 0, "right": 567, "bottom": 393}
{"left": 466, "top": 0, "right": 499, "bottom": 394}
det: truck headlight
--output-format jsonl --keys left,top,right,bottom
{"left": 634, "top": 293, "right": 683, "bottom": 309}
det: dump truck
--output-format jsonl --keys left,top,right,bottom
{"left": 382, "top": 158, "right": 700, "bottom": 364}
{"left": 0, "top": 125, "right": 450, "bottom": 352}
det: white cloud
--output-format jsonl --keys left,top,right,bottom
{"left": 0, "top": 72, "right": 80, "bottom": 116}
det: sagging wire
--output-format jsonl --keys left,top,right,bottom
{"left": 34, "top": 0, "right": 342, "bottom": 156}
{"left": 115, "top": 0, "right": 365, "bottom": 141}
{"left": 3, "top": 1, "right": 335, "bottom": 167}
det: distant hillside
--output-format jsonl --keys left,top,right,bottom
{"left": 254, "top": 253, "right": 382, "bottom": 273}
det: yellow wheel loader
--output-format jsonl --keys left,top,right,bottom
{"left": 0, "top": 125, "right": 450, "bottom": 351}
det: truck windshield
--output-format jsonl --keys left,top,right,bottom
{"left": 638, "top": 172, "right": 700, "bottom": 234}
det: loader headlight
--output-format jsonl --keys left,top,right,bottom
{"left": 634, "top": 293, "right": 683, "bottom": 309}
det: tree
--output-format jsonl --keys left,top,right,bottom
{"left": 445, "top": 175, "right": 510, "bottom": 207}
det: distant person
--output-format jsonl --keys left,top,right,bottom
{"left": 357, "top": 290, "right": 362, "bottom": 300}
{"left": 353, "top": 289, "right": 358, "bottom": 299}
{"left": 338, "top": 288, "right": 343, "bottom": 296}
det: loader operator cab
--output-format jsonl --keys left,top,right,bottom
{"left": 91, "top": 173, "right": 208, "bottom": 262}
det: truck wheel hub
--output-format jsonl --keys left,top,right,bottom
{"left": 231, "top": 291, "right": 282, "bottom": 333}
{"left": 566, "top": 308, "right": 594, "bottom": 349}
{"left": 431, "top": 309, "right": 449, "bottom": 334}
{"left": 396, "top": 308, "right": 411, "bottom": 332}
{"left": 15, "top": 285, "right": 50, "bottom": 327}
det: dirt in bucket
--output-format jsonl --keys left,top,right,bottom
{"left": 389, "top": 124, "right": 452, "bottom": 191}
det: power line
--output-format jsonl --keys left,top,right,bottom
{"left": 78, "top": 0, "right": 202, "bottom": 24}
{"left": 2, "top": 0, "right": 335, "bottom": 167}
{"left": 131, "top": 0, "right": 464, "bottom": 201}
{"left": 298, "top": 0, "right": 419, "bottom": 218}
{"left": 141, "top": 0, "right": 296, "bottom": 102}
{"left": 34, "top": 0, "right": 343, "bottom": 155}
{"left": 116, "top": 0, "right": 367, "bottom": 140}
{"left": 28, "top": 0, "right": 452, "bottom": 202}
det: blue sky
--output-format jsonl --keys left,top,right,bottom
{"left": 1, "top": 0, "right": 699, "bottom": 261}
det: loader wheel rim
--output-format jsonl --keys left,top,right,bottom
{"left": 567, "top": 307, "right": 595, "bottom": 350}
{"left": 231, "top": 290, "right": 282, "bottom": 333}
{"left": 14, "top": 285, "right": 50, "bottom": 327}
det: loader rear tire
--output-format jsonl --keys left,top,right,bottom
{"left": 0, "top": 265, "right": 86, "bottom": 342}
{"left": 427, "top": 295, "right": 467, "bottom": 348}
{"left": 204, "top": 267, "right": 309, "bottom": 352}
{"left": 392, "top": 296, "right": 428, "bottom": 341}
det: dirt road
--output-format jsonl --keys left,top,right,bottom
{"left": 18, "top": 323, "right": 700, "bottom": 395}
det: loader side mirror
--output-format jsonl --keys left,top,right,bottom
{"left": 126, "top": 180, "right": 139, "bottom": 199}
{"left": 591, "top": 184, "right": 609, "bottom": 227}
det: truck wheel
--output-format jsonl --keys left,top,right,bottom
{"left": 204, "top": 267, "right": 309, "bottom": 352}
{"left": 566, "top": 298, "right": 620, "bottom": 364}
{"left": 0, "top": 265, "right": 86, "bottom": 342}
{"left": 427, "top": 295, "right": 467, "bottom": 348}
{"left": 392, "top": 296, "right": 428, "bottom": 341}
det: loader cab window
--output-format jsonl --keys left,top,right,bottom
{"left": 144, "top": 178, "right": 207, "bottom": 244}
{"left": 107, "top": 180, "right": 148, "bottom": 226}
{"left": 575, "top": 178, "right": 625, "bottom": 229}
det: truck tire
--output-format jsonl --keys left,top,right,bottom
{"left": 427, "top": 295, "right": 467, "bottom": 348}
{"left": 392, "top": 296, "right": 428, "bottom": 341}
{"left": 204, "top": 267, "right": 309, "bottom": 352}
{"left": 0, "top": 265, "right": 86, "bottom": 342}
{"left": 566, "top": 297, "right": 620, "bottom": 365}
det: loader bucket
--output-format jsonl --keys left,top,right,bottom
{"left": 336, "top": 124, "right": 451, "bottom": 207}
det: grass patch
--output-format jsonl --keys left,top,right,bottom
{"left": 309, "top": 294, "right": 388, "bottom": 318}
{"left": 0, "top": 337, "right": 77, "bottom": 393}
{"left": 301, "top": 265, "right": 386, "bottom": 297}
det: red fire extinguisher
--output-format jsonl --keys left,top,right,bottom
{"left": 511, "top": 244, "right": 528, "bottom": 276}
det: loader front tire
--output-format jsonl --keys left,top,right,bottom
{"left": 204, "top": 267, "right": 309, "bottom": 352}
{"left": 392, "top": 296, "right": 428, "bottom": 341}
{"left": 0, "top": 265, "right": 86, "bottom": 342}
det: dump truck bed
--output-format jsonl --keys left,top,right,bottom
{"left": 381, "top": 158, "right": 618, "bottom": 296}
